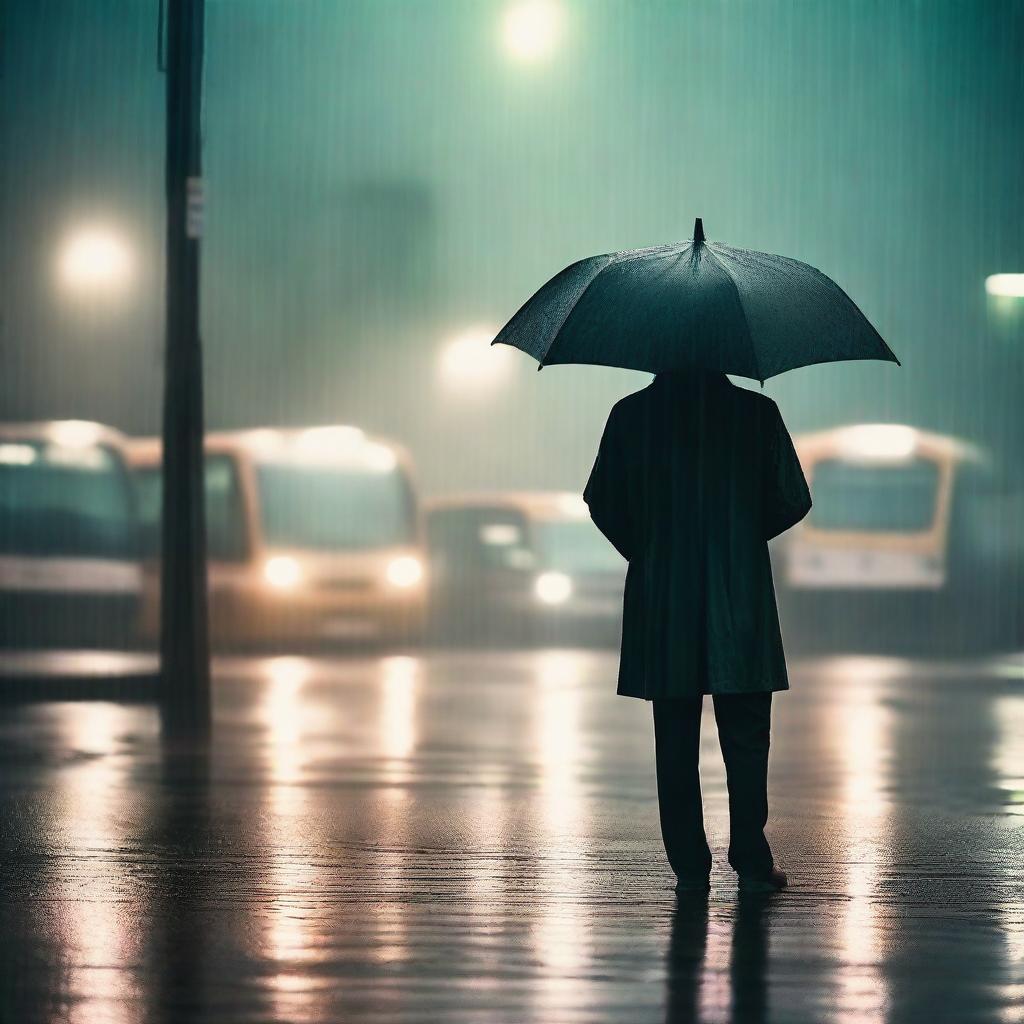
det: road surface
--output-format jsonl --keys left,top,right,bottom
{"left": 0, "top": 647, "right": 1022, "bottom": 1023}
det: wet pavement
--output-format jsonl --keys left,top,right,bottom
{"left": 0, "top": 648, "right": 1022, "bottom": 1023}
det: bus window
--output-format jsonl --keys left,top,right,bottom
{"left": 949, "top": 462, "right": 1012, "bottom": 563}
{"left": 205, "top": 457, "right": 249, "bottom": 561}
{"left": 254, "top": 461, "right": 416, "bottom": 551}
{"left": 0, "top": 440, "right": 136, "bottom": 559}
{"left": 427, "top": 508, "right": 532, "bottom": 573}
{"left": 808, "top": 458, "right": 940, "bottom": 533}
{"left": 132, "top": 454, "right": 248, "bottom": 561}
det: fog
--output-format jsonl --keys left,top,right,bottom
{"left": 2, "top": 0, "right": 1022, "bottom": 495}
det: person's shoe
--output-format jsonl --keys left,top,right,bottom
{"left": 674, "top": 874, "right": 711, "bottom": 894}
{"left": 737, "top": 866, "right": 787, "bottom": 893}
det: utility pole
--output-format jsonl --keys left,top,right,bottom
{"left": 160, "top": 0, "right": 210, "bottom": 739}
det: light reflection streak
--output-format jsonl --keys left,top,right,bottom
{"left": 59, "top": 703, "right": 139, "bottom": 1024}
{"left": 258, "top": 656, "right": 323, "bottom": 1019}
{"left": 529, "top": 650, "right": 592, "bottom": 1014}
{"left": 830, "top": 658, "right": 895, "bottom": 1022}
{"left": 380, "top": 656, "right": 419, "bottom": 769}
{"left": 991, "top": 693, "right": 1024, "bottom": 817}
{"left": 368, "top": 658, "right": 422, "bottom": 982}
{"left": 464, "top": 779, "right": 509, "bottom": 910}
{"left": 992, "top": 693, "right": 1024, "bottom": 1011}
{"left": 698, "top": 918, "right": 733, "bottom": 1019}
{"left": 370, "top": 897, "right": 411, "bottom": 969}
{"left": 262, "top": 656, "right": 313, "bottom": 786}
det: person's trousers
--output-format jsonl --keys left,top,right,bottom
{"left": 653, "top": 693, "right": 773, "bottom": 878}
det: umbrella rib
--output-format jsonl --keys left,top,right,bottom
{"left": 536, "top": 254, "right": 619, "bottom": 368}
{"left": 539, "top": 243, "right": 684, "bottom": 367}
{"left": 703, "top": 245, "right": 761, "bottom": 384}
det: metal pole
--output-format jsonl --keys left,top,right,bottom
{"left": 160, "top": 0, "right": 210, "bottom": 738}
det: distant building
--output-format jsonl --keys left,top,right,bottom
{"left": 332, "top": 180, "right": 438, "bottom": 327}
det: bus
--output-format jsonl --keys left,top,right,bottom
{"left": 426, "top": 491, "right": 626, "bottom": 645}
{"left": 0, "top": 420, "right": 142, "bottom": 649}
{"left": 128, "top": 426, "right": 426, "bottom": 648}
{"left": 777, "top": 423, "right": 1024, "bottom": 652}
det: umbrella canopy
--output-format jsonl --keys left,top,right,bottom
{"left": 493, "top": 219, "right": 899, "bottom": 383}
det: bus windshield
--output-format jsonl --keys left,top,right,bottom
{"left": 808, "top": 458, "right": 940, "bottom": 532}
{"left": 0, "top": 440, "right": 135, "bottom": 559}
{"left": 534, "top": 518, "right": 625, "bottom": 574}
{"left": 133, "top": 454, "right": 248, "bottom": 561}
{"left": 256, "top": 460, "right": 415, "bottom": 551}
{"left": 427, "top": 508, "right": 532, "bottom": 572}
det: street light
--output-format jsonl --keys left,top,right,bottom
{"left": 985, "top": 273, "right": 1024, "bottom": 323}
{"left": 57, "top": 226, "right": 133, "bottom": 294}
{"left": 438, "top": 326, "right": 515, "bottom": 393}
{"left": 502, "top": 0, "right": 562, "bottom": 61}
{"left": 985, "top": 274, "right": 1024, "bottom": 299}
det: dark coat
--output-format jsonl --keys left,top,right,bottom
{"left": 584, "top": 372, "right": 811, "bottom": 699}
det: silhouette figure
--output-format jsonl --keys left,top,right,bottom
{"left": 584, "top": 370, "right": 810, "bottom": 890}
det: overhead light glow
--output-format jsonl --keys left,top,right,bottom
{"left": 985, "top": 274, "right": 1024, "bottom": 298}
{"left": 58, "top": 227, "right": 132, "bottom": 293}
{"left": 838, "top": 424, "right": 918, "bottom": 461}
{"left": 502, "top": 0, "right": 562, "bottom": 61}
{"left": 438, "top": 327, "right": 514, "bottom": 393}
{"left": 534, "top": 571, "right": 572, "bottom": 605}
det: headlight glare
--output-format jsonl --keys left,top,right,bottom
{"left": 264, "top": 555, "right": 302, "bottom": 589}
{"left": 534, "top": 571, "right": 572, "bottom": 605}
{"left": 387, "top": 555, "right": 424, "bottom": 588}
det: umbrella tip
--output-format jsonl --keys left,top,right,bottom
{"left": 693, "top": 217, "right": 705, "bottom": 244}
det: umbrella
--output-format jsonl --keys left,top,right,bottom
{"left": 492, "top": 218, "right": 899, "bottom": 384}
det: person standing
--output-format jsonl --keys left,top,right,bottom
{"left": 584, "top": 369, "right": 811, "bottom": 893}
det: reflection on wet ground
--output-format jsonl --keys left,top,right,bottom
{"left": 0, "top": 649, "right": 1022, "bottom": 1022}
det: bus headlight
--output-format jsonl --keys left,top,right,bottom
{"left": 264, "top": 555, "right": 302, "bottom": 589}
{"left": 386, "top": 555, "right": 424, "bottom": 588}
{"left": 534, "top": 571, "right": 572, "bottom": 605}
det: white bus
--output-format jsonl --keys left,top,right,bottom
{"left": 426, "top": 491, "right": 626, "bottom": 645}
{"left": 778, "top": 423, "right": 1023, "bottom": 651}
{"left": 128, "top": 426, "right": 426, "bottom": 648}
{"left": 0, "top": 421, "right": 142, "bottom": 649}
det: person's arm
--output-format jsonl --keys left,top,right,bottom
{"left": 584, "top": 406, "right": 634, "bottom": 561}
{"left": 763, "top": 400, "right": 812, "bottom": 541}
